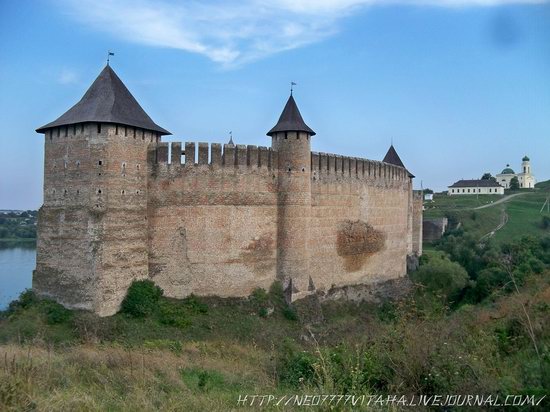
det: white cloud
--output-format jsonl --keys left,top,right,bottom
{"left": 58, "top": 68, "right": 78, "bottom": 84}
{"left": 59, "top": 0, "right": 547, "bottom": 67}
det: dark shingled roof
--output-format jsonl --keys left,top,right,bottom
{"left": 36, "top": 65, "right": 170, "bottom": 135}
{"left": 267, "top": 94, "right": 315, "bottom": 136}
{"left": 448, "top": 179, "right": 503, "bottom": 188}
{"left": 383, "top": 145, "right": 414, "bottom": 178}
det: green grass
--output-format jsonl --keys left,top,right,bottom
{"left": 494, "top": 191, "right": 550, "bottom": 244}
{"left": 535, "top": 179, "right": 550, "bottom": 191}
{"left": 424, "top": 190, "right": 550, "bottom": 245}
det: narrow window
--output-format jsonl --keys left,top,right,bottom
{"left": 98, "top": 160, "right": 102, "bottom": 166}
{"left": 115, "top": 124, "right": 119, "bottom": 135}
{"left": 76, "top": 189, "right": 80, "bottom": 195}
{"left": 73, "top": 125, "right": 76, "bottom": 135}
{"left": 76, "top": 161, "right": 80, "bottom": 168}
{"left": 133, "top": 127, "right": 136, "bottom": 138}
{"left": 64, "top": 127, "right": 68, "bottom": 137}
{"left": 81, "top": 124, "right": 84, "bottom": 133}
{"left": 63, "top": 189, "right": 67, "bottom": 195}
{"left": 121, "top": 190, "right": 125, "bottom": 195}
{"left": 97, "top": 189, "right": 102, "bottom": 194}
{"left": 125, "top": 126, "right": 128, "bottom": 137}
{"left": 49, "top": 131, "right": 53, "bottom": 141}
{"left": 97, "top": 123, "right": 101, "bottom": 133}
{"left": 57, "top": 128, "right": 60, "bottom": 137}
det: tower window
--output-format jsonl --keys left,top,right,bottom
{"left": 73, "top": 125, "right": 76, "bottom": 135}
{"left": 64, "top": 127, "right": 68, "bottom": 137}
{"left": 97, "top": 189, "right": 102, "bottom": 194}
{"left": 76, "top": 161, "right": 80, "bottom": 168}
{"left": 115, "top": 124, "right": 119, "bottom": 135}
{"left": 76, "top": 189, "right": 80, "bottom": 195}
{"left": 57, "top": 128, "right": 60, "bottom": 137}
{"left": 97, "top": 123, "right": 102, "bottom": 133}
{"left": 98, "top": 160, "right": 103, "bottom": 166}
{"left": 81, "top": 124, "right": 84, "bottom": 133}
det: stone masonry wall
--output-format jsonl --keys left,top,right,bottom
{"left": 308, "top": 153, "right": 412, "bottom": 293}
{"left": 36, "top": 130, "right": 420, "bottom": 315}
{"left": 147, "top": 142, "right": 280, "bottom": 298}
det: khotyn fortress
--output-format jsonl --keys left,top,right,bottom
{"left": 34, "top": 65, "right": 423, "bottom": 316}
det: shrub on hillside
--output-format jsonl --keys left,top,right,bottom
{"left": 6, "top": 289, "right": 39, "bottom": 314}
{"left": 120, "top": 280, "right": 163, "bottom": 317}
{"left": 541, "top": 216, "right": 550, "bottom": 230}
{"left": 412, "top": 255, "right": 469, "bottom": 304}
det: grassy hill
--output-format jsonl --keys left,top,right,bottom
{"left": 424, "top": 189, "right": 550, "bottom": 245}
{"left": 535, "top": 179, "right": 550, "bottom": 191}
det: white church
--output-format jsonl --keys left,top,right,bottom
{"left": 448, "top": 155, "right": 535, "bottom": 196}
{"left": 496, "top": 156, "right": 536, "bottom": 189}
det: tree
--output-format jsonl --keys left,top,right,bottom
{"left": 481, "top": 173, "right": 496, "bottom": 181}
{"left": 510, "top": 176, "right": 520, "bottom": 190}
{"left": 423, "top": 188, "right": 434, "bottom": 194}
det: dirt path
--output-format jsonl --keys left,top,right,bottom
{"left": 473, "top": 192, "right": 526, "bottom": 210}
{"left": 479, "top": 207, "right": 509, "bottom": 242}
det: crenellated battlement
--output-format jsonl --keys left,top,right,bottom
{"left": 150, "top": 142, "right": 279, "bottom": 170}
{"left": 311, "top": 152, "right": 409, "bottom": 182}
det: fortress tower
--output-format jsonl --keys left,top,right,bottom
{"left": 267, "top": 94, "right": 315, "bottom": 297}
{"left": 34, "top": 65, "right": 170, "bottom": 315}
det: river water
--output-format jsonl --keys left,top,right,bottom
{"left": 0, "top": 245, "right": 35, "bottom": 309}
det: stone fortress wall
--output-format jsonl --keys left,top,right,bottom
{"left": 147, "top": 140, "right": 421, "bottom": 306}
{"left": 33, "top": 65, "right": 422, "bottom": 316}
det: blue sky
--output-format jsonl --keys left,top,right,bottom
{"left": 0, "top": 0, "right": 548, "bottom": 209}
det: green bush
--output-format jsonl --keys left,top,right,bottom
{"left": 157, "top": 301, "right": 191, "bottom": 328}
{"left": 277, "top": 342, "right": 317, "bottom": 387}
{"left": 412, "top": 255, "right": 469, "bottom": 304}
{"left": 42, "top": 300, "right": 73, "bottom": 325}
{"left": 120, "top": 280, "right": 163, "bottom": 318}
{"left": 6, "top": 289, "right": 39, "bottom": 313}
{"left": 182, "top": 295, "right": 208, "bottom": 314}
{"left": 282, "top": 305, "right": 298, "bottom": 321}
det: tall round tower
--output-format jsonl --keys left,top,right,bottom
{"left": 522, "top": 155, "right": 531, "bottom": 175}
{"left": 267, "top": 93, "right": 315, "bottom": 298}
{"left": 34, "top": 65, "right": 170, "bottom": 316}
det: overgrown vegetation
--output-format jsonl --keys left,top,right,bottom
{"left": 1, "top": 222, "right": 550, "bottom": 409}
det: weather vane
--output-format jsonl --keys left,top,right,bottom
{"left": 107, "top": 50, "right": 115, "bottom": 66}
{"left": 228, "top": 131, "right": 234, "bottom": 145}
{"left": 290, "top": 81, "right": 297, "bottom": 95}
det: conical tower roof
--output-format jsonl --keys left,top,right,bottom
{"left": 36, "top": 65, "right": 170, "bottom": 135}
{"left": 267, "top": 95, "right": 315, "bottom": 136}
{"left": 383, "top": 145, "right": 414, "bottom": 178}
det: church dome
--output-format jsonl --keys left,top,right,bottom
{"left": 501, "top": 164, "right": 515, "bottom": 174}
{"left": 522, "top": 155, "right": 530, "bottom": 162}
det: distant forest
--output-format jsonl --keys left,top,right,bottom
{"left": 0, "top": 210, "right": 37, "bottom": 242}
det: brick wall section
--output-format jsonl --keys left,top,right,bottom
{"left": 147, "top": 142, "right": 279, "bottom": 299}
{"left": 309, "top": 153, "right": 411, "bottom": 291}
{"left": 412, "top": 190, "right": 423, "bottom": 255}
